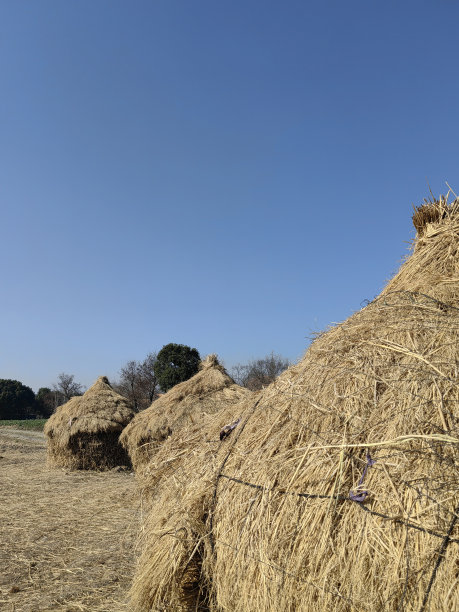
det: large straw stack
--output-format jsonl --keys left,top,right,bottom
{"left": 132, "top": 197, "right": 459, "bottom": 611}
{"left": 44, "top": 376, "right": 135, "bottom": 470}
{"left": 120, "top": 354, "right": 251, "bottom": 473}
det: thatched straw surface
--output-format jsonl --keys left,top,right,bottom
{"left": 120, "top": 355, "right": 251, "bottom": 473}
{"left": 44, "top": 376, "right": 135, "bottom": 470}
{"left": 132, "top": 197, "right": 459, "bottom": 611}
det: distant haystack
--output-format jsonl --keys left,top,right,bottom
{"left": 44, "top": 376, "right": 135, "bottom": 470}
{"left": 131, "top": 196, "right": 459, "bottom": 611}
{"left": 120, "top": 355, "right": 251, "bottom": 472}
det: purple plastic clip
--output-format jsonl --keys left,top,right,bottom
{"left": 349, "top": 452, "right": 376, "bottom": 502}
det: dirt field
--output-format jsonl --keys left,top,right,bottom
{"left": 0, "top": 427, "right": 141, "bottom": 612}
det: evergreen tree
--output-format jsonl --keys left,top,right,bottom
{"left": 0, "top": 379, "right": 36, "bottom": 420}
{"left": 35, "top": 387, "right": 56, "bottom": 417}
{"left": 154, "top": 343, "right": 200, "bottom": 392}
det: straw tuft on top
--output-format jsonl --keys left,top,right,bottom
{"left": 199, "top": 353, "right": 222, "bottom": 370}
{"left": 412, "top": 192, "right": 459, "bottom": 237}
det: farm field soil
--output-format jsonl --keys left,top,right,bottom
{"left": 0, "top": 427, "right": 141, "bottom": 611}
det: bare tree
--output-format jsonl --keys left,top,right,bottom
{"left": 115, "top": 353, "right": 159, "bottom": 411}
{"left": 53, "top": 373, "right": 84, "bottom": 402}
{"left": 231, "top": 352, "right": 291, "bottom": 391}
{"left": 229, "top": 363, "right": 249, "bottom": 388}
{"left": 137, "top": 352, "right": 159, "bottom": 405}
{"left": 118, "top": 360, "right": 141, "bottom": 410}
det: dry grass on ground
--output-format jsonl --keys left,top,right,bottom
{"left": 0, "top": 427, "right": 140, "bottom": 612}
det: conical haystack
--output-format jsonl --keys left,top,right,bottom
{"left": 132, "top": 196, "right": 459, "bottom": 611}
{"left": 44, "top": 376, "right": 135, "bottom": 470}
{"left": 120, "top": 354, "right": 251, "bottom": 473}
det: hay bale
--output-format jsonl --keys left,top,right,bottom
{"left": 120, "top": 354, "right": 251, "bottom": 473}
{"left": 132, "top": 197, "right": 459, "bottom": 611}
{"left": 44, "top": 376, "right": 135, "bottom": 470}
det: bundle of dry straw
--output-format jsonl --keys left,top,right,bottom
{"left": 44, "top": 376, "right": 135, "bottom": 470}
{"left": 120, "top": 354, "right": 251, "bottom": 473}
{"left": 131, "top": 196, "right": 459, "bottom": 611}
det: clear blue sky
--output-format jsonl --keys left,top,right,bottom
{"left": 1, "top": 0, "right": 458, "bottom": 392}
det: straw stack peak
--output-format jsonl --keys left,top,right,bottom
{"left": 198, "top": 353, "right": 226, "bottom": 374}
{"left": 81, "top": 375, "right": 113, "bottom": 395}
{"left": 200, "top": 354, "right": 220, "bottom": 369}
{"left": 412, "top": 193, "right": 459, "bottom": 237}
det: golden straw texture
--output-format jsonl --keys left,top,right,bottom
{"left": 132, "top": 197, "right": 459, "bottom": 611}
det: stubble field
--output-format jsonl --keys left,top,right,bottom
{"left": 0, "top": 427, "right": 141, "bottom": 612}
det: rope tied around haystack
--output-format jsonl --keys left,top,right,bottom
{"left": 218, "top": 473, "right": 459, "bottom": 544}
{"left": 419, "top": 503, "right": 459, "bottom": 611}
{"left": 349, "top": 452, "right": 376, "bottom": 502}
{"left": 379, "top": 289, "right": 459, "bottom": 313}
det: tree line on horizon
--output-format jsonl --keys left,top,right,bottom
{"left": 0, "top": 343, "right": 291, "bottom": 420}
